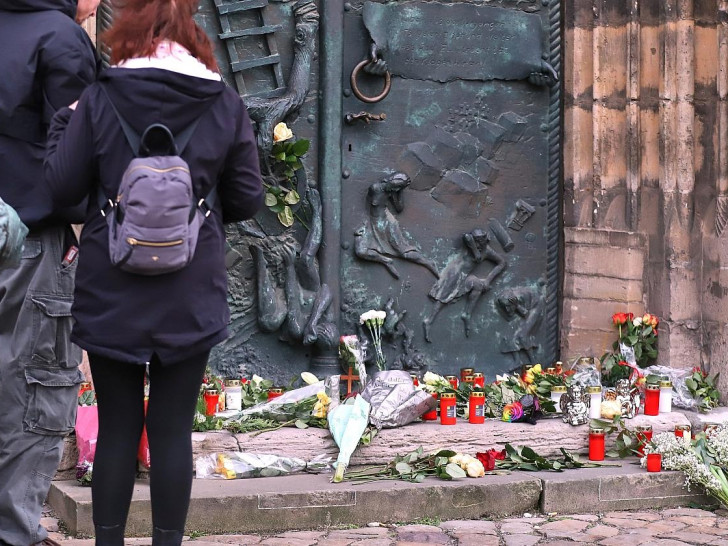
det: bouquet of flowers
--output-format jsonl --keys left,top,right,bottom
{"left": 602, "top": 312, "right": 659, "bottom": 386}
{"left": 360, "top": 309, "right": 387, "bottom": 371}
{"left": 685, "top": 367, "right": 721, "bottom": 413}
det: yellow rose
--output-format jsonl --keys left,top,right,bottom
{"left": 273, "top": 122, "right": 294, "bottom": 143}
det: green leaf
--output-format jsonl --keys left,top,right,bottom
{"left": 284, "top": 190, "right": 300, "bottom": 205}
{"left": 521, "top": 447, "right": 540, "bottom": 461}
{"left": 434, "top": 449, "right": 457, "bottom": 458}
{"left": 294, "top": 419, "right": 309, "bottom": 429}
{"left": 686, "top": 378, "right": 698, "bottom": 391}
{"left": 275, "top": 152, "right": 286, "bottom": 161}
{"left": 264, "top": 193, "right": 278, "bottom": 207}
{"left": 627, "top": 335, "right": 639, "bottom": 345}
{"left": 413, "top": 473, "right": 426, "bottom": 483}
{"left": 270, "top": 202, "right": 285, "bottom": 213}
{"left": 278, "top": 206, "right": 294, "bottom": 227}
{"left": 395, "top": 462, "right": 413, "bottom": 475}
{"left": 291, "top": 138, "right": 310, "bottom": 156}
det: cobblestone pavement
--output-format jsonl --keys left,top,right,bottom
{"left": 44, "top": 506, "right": 728, "bottom": 545}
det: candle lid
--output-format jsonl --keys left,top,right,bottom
{"left": 472, "top": 372, "right": 484, "bottom": 378}
{"left": 675, "top": 424, "right": 691, "bottom": 431}
{"left": 205, "top": 389, "right": 219, "bottom": 395}
{"left": 268, "top": 387, "right": 285, "bottom": 394}
{"left": 703, "top": 423, "right": 721, "bottom": 430}
{"left": 634, "top": 424, "right": 653, "bottom": 432}
{"left": 410, "top": 374, "right": 419, "bottom": 379}
{"left": 555, "top": 361, "right": 564, "bottom": 366}
{"left": 463, "top": 375, "right": 475, "bottom": 382}
{"left": 586, "top": 386, "right": 602, "bottom": 394}
{"left": 546, "top": 367, "right": 556, "bottom": 374}
{"left": 445, "top": 375, "right": 458, "bottom": 380}
{"left": 225, "top": 379, "right": 241, "bottom": 387}
{"left": 469, "top": 391, "right": 485, "bottom": 399}
{"left": 440, "top": 392, "right": 457, "bottom": 399}
{"left": 646, "top": 384, "right": 660, "bottom": 391}
{"left": 551, "top": 386, "right": 567, "bottom": 393}
{"left": 589, "top": 427, "right": 605, "bottom": 434}
{"left": 660, "top": 380, "right": 673, "bottom": 388}
{"left": 460, "top": 367, "right": 474, "bottom": 373}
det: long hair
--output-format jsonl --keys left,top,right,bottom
{"left": 103, "top": 0, "right": 218, "bottom": 72}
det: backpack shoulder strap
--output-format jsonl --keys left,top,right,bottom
{"left": 99, "top": 85, "right": 141, "bottom": 156}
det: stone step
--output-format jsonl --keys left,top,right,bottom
{"left": 57, "top": 411, "right": 692, "bottom": 480}
{"left": 49, "top": 459, "right": 710, "bottom": 537}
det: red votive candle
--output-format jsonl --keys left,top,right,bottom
{"left": 635, "top": 425, "right": 653, "bottom": 457}
{"left": 440, "top": 393, "right": 457, "bottom": 425}
{"left": 446, "top": 375, "right": 459, "bottom": 389}
{"left": 472, "top": 372, "right": 485, "bottom": 388}
{"left": 675, "top": 424, "right": 691, "bottom": 440}
{"left": 422, "top": 392, "right": 438, "bottom": 421}
{"left": 589, "top": 427, "right": 605, "bottom": 461}
{"left": 267, "top": 387, "right": 284, "bottom": 401}
{"left": 203, "top": 389, "right": 219, "bottom": 416}
{"left": 411, "top": 374, "right": 419, "bottom": 387}
{"left": 646, "top": 453, "right": 662, "bottom": 472}
{"left": 463, "top": 375, "right": 475, "bottom": 388}
{"left": 460, "top": 367, "right": 474, "bottom": 382}
{"left": 644, "top": 384, "right": 660, "bottom": 416}
{"left": 469, "top": 391, "right": 485, "bottom": 424}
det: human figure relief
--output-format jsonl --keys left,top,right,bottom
{"left": 496, "top": 282, "right": 546, "bottom": 366}
{"left": 423, "top": 228, "right": 506, "bottom": 341}
{"left": 354, "top": 172, "right": 439, "bottom": 279}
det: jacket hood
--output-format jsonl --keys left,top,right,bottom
{"left": 99, "top": 68, "right": 227, "bottom": 136}
{"left": 0, "top": 0, "right": 77, "bottom": 19}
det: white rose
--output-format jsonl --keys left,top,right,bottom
{"left": 633, "top": 317, "right": 643, "bottom": 327}
{"left": 360, "top": 310, "right": 379, "bottom": 324}
{"left": 273, "top": 122, "right": 294, "bottom": 143}
{"left": 466, "top": 459, "right": 485, "bottom": 478}
{"left": 449, "top": 453, "right": 464, "bottom": 466}
{"left": 301, "top": 372, "right": 319, "bottom": 385}
{"left": 423, "top": 371, "right": 441, "bottom": 385}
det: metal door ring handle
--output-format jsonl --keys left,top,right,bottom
{"left": 350, "top": 59, "right": 391, "bottom": 104}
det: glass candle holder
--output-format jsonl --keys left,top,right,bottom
{"left": 460, "top": 367, "right": 474, "bottom": 382}
{"left": 646, "top": 453, "right": 662, "bottom": 472}
{"left": 704, "top": 423, "right": 721, "bottom": 437}
{"left": 410, "top": 374, "right": 419, "bottom": 387}
{"left": 675, "top": 424, "right": 691, "bottom": 440}
{"left": 422, "top": 393, "right": 438, "bottom": 421}
{"left": 659, "top": 380, "right": 673, "bottom": 413}
{"left": 587, "top": 386, "right": 602, "bottom": 419}
{"left": 644, "top": 384, "right": 660, "bottom": 416}
{"left": 551, "top": 386, "right": 566, "bottom": 413}
{"left": 440, "top": 392, "right": 457, "bottom": 425}
{"left": 224, "top": 379, "right": 242, "bottom": 412}
{"left": 634, "top": 424, "right": 653, "bottom": 457}
{"left": 469, "top": 391, "right": 485, "bottom": 424}
{"left": 267, "top": 387, "right": 284, "bottom": 402}
{"left": 554, "top": 361, "right": 564, "bottom": 375}
{"left": 472, "top": 372, "right": 485, "bottom": 388}
{"left": 203, "top": 389, "right": 219, "bottom": 416}
{"left": 463, "top": 375, "right": 475, "bottom": 388}
{"left": 446, "top": 375, "right": 459, "bottom": 389}
{"left": 546, "top": 367, "right": 556, "bottom": 375}
{"left": 589, "top": 427, "right": 606, "bottom": 461}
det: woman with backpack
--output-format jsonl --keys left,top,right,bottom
{"left": 44, "top": 1, "right": 263, "bottom": 544}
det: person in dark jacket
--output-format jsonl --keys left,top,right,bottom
{"left": 44, "top": 0, "right": 264, "bottom": 544}
{"left": 0, "top": 1, "right": 99, "bottom": 545}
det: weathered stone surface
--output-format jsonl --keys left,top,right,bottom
{"left": 503, "top": 535, "right": 540, "bottom": 546}
{"left": 456, "top": 534, "right": 501, "bottom": 546}
{"left": 500, "top": 521, "right": 535, "bottom": 534}
{"left": 439, "top": 520, "right": 497, "bottom": 534}
{"left": 539, "top": 518, "right": 589, "bottom": 537}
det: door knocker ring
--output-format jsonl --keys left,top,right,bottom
{"left": 350, "top": 59, "right": 391, "bottom": 104}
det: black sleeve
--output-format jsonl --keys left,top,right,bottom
{"left": 218, "top": 97, "right": 264, "bottom": 224}
{"left": 44, "top": 90, "right": 96, "bottom": 208}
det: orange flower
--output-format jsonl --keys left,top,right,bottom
{"left": 612, "top": 313, "right": 628, "bottom": 325}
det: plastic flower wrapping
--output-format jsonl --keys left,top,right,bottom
{"left": 0, "top": 198, "right": 28, "bottom": 269}
{"left": 196, "top": 452, "right": 333, "bottom": 480}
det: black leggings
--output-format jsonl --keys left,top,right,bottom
{"left": 89, "top": 351, "right": 208, "bottom": 532}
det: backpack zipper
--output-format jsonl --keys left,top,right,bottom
{"left": 126, "top": 165, "right": 190, "bottom": 175}
{"left": 127, "top": 237, "right": 184, "bottom": 247}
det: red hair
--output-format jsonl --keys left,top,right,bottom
{"left": 103, "top": 0, "right": 219, "bottom": 72}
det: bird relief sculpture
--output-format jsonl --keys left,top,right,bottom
{"left": 559, "top": 384, "right": 590, "bottom": 426}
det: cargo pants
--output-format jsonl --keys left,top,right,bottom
{"left": 0, "top": 226, "right": 83, "bottom": 546}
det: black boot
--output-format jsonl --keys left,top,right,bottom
{"left": 94, "top": 524, "right": 125, "bottom": 546}
{"left": 152, "top": 527, "right": 184, "bottom": 546}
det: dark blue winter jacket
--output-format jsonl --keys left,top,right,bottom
{"left": 0, "top": 0, "right": 98, "bottom": 229}
{"left": 44, "top": 68, "right": 263, "bottom": 364}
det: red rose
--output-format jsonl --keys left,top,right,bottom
{"left": 627, "top": 312, "right": 634, "bottom": 321}
{"left": 476, "top": 449, "right": 507, "bottom": 471}
{"left": 612, "top": 313, "right": 626, "bottom": 325}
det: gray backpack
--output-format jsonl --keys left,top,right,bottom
{"left": 98, "top": 89, "right": 216, "bottom": 275}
